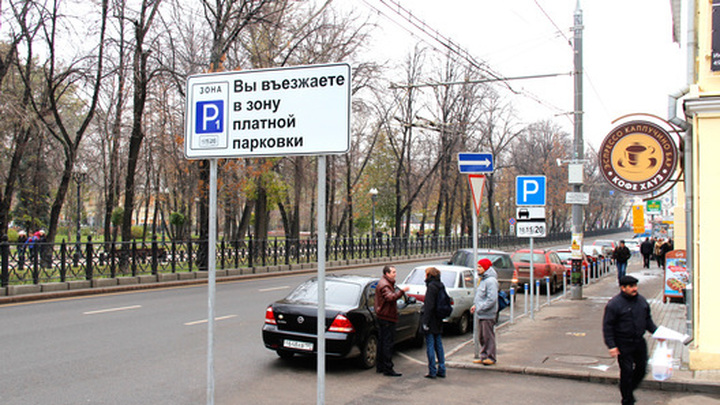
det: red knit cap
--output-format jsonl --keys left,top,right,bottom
{"left": 478, "top": 258, "right": 492, "bottom": 270}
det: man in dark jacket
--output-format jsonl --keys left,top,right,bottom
{"left": 612, "top": 240, "right": 632, "bottom": 283}
{"left": 603, "top": 275, "right": 658, "bottom": 405}
{"left": 374, "top": 265, "right": 409, "bottom": 377}
{"left": 421, "top": 266, "right": 446, "bottom": 379}
{"left": 640, "top": 238, "right": 654, "bottom": 269}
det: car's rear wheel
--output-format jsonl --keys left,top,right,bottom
{"left": 358, "top": 333, "right": 378, "bottom": 369}
{"left": 455, "top": 311, "right": 471, "bottom": 334}
{"left": 276, "top": 350, "right": 294, "bottom": 360}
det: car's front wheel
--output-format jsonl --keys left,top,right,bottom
{"left": 358, "top": 333, "right": 378, "bottom": 369}
{"left": 455, "top": 311, "right": 471, "bottom": 334}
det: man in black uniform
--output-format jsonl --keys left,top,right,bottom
{"left": 602, "top": 275, "right": 658, "bottom": 405}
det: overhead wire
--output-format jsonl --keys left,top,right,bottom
{"left": 364, "top": 0, "right": 573, "bottom": 117}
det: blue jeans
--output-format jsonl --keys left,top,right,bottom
{"left": 425, "top": 333, "right": 446, "bottom": 376}
{"left": 617, "top": 261, "right": 628, "bottom": 282}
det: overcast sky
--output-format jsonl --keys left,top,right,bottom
{"left": 353, "top": 0, "right": 686, "bottom": 150}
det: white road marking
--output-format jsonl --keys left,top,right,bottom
{"left": 184, "top": 314, "right": 238, "bottom": 326}
{"left": 83, "top": 305, "right": 142, "bottom": 315}
{"left": 258, "top": 286, "right": 290, "bottom": 292}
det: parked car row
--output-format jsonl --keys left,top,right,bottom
{"left": 262, "top": 242, "right": 622, "bottom": 368}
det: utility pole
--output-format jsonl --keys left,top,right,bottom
{"left": 570, "top": 1, "right": 585, "bottom": 300}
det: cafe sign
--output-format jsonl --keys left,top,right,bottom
{"left": 599, "top": 120, "right": 678, "bottom": 195}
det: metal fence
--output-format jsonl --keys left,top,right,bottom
{"left": 0, "top": 228, "right": 627, "bottom": 286}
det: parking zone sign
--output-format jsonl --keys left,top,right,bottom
{"left": 185, "top": 63, "right": 351, "bottom": 159}
{"left": 516, "top": 175, "right": 547, "bottom": 206}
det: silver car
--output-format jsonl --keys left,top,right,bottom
{"left": 399, "top": 264, "right": 476, "bottom": 334}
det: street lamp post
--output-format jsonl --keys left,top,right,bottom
{"left": 72, "top": 164, "right": 87, "bottom": 263}
{"left": 369, "top": 188, "right": 378, "bottom": 251}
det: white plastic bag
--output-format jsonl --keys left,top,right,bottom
{"left": 650, "top": 340, "right": 673, "bottom": 381}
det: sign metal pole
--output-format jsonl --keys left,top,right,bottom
{"left": 206, "top": 158, "right": 218, "bottom": 405}
{"left": 317, "top": 156, "right": 327, "bottom": 405}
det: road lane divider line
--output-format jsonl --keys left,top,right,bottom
{"left": 184, "top": 314, "right": 238, "bottom": 326}
{"left": 258, "top": 286, "right": 290, "bottom": 292}
{"left": 83, "top": 305, "right": 142, "bottom": 315}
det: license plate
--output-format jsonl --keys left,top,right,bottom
{"left": 283, "top": 339, "right": 313, "bottom": 351}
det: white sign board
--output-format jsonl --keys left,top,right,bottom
{"left": 185, "top": 63, "right": 351, "bottom": 159}
{"left": 565, "top": 192, "right": 590, "bottom": 205}
{"left": 516, "top": 207, "right": 545, "bottom": 221}
{"left": 517, "top": 221, "right": 547, "bottom": 238}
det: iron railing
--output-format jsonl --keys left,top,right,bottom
{"left": 0, "top": 227, "right": 628, "bottom": 287}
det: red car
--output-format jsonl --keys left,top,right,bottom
{"left": 555, "top": 248, "right": 590, "bottom": 279}
{"left": 511, "top": 249, "right": 566, "bottom": 293}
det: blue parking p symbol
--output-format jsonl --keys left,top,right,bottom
{"left": 195, "top": 100, "right": 224, "bottom": 134}
{"left": 516, "top": 175, "right": 546, "bottom": 206}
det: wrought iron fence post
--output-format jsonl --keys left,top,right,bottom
{"left": 85, "top": 236, "right": 94, "bottom": 280}
{"left": 131, "top": 240, "right": 138, "bottom": 277}
{"left": 151, "top": 234, "right": 158, "bottom": 275}
{"left": 1, "top": 236, "right": 9, "bottom": 287}
{"left": 220, "top": 239, "right": 226, "bottom": 270}
{"left": 273, "top": 237, "right": 278, "bottom": 266}
{"left": 60, "top": 240, "right": 67, "bottom": 282}
{"left": 187, "top": 239, "right": 193, "bottom": 272}
{"left": 170, "top": 240, "right": 176, "bottom": 273}
{"left": 248, "top": 234, "right": 254, "bottom": 270}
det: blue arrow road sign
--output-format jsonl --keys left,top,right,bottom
{"left": 457, "top": 152, "right": 494, "bottom": 173}
{"left": 516, "top": 175, "right": 546, "bottom": 206}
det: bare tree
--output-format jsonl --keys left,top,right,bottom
{"left": 14, "top": 0, "right": 109, "bottom": 243}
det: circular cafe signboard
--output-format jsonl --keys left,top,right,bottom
{"left": 599, "top": 120, "right": 677, "bottom": 194}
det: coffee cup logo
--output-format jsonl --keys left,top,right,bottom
{"left": 620, "top": 142, "right": 657, "bottom": 171}
{"left": 599, "top": 120, "right": 677, "bottom": 195}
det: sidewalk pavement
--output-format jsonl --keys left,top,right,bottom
{"left": 445, "top": 257, "right": 720, "bottom": 396}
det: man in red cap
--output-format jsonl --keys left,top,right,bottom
{"left": 470, "top": 258, "right": 499, "bottom": 365}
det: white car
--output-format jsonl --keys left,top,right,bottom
{"left": 399, "top": 264, "right": 476, "bottom": 334}
{"left": 624, "top": 239, "right": 640, "bottom": 254}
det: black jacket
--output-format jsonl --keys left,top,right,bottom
{"left": 612, "top": 246, "right": 631, "bottom": 263}
{"left": 602, "top": 291, "right": 657, "bottom": 350}
{"left": 640, "top": 240, "right": 654, "bottom": 255}
{"left": 421, "top": 276, "right": 445, "bottom": 334}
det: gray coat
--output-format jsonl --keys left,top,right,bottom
{"left": 474, "top": 267, "right": 499, "bottom": 319}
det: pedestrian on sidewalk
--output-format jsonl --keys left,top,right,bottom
{"left": 602, "top": 275, "right": 658, "bottom": 405}
{"left": 374, "top": 265, "right": 410, "bottom": 377}
{"left": 421, "top": 266, "right": 446, "bottom": 379}
{"left": 612, "top": 240, "right": 632, "bottom": 283}
{"left": 470, "top": 258, "right": 498, "bottom": 366}
{"left": 640, "top": 238, "right": 653, "bottom": 269}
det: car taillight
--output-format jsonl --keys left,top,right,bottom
{"left": 328, "top": 314, "right": 355, "bottom": 333}
{"left": 265, "top": 306, "right": 277, "bottom": 325}
{"left": 512, "top": 269, "right": 518, "bottom": 284}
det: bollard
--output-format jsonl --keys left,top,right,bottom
{"left": 563, "top": 272, "right": 567, "bottom": 296}
{"left": 524, "top": 283, "right": 529, "bottom": 316}
{"left": 545, "top": 277, "right": 551, "bottom": 305}
{"left": 535, "top": 279, "right": 541, "bottom": 310}
{"left": 510, "top": 287, "right": 515, "bottom": 324}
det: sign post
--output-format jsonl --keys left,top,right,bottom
{"left": 185, "top": 63, "right": 351, "bottom": 405}
{"left": 516, "top": 176, "right": 546, "bottom": 319}
{"left": 458, "top": 153, "right": 493, "bottom": 360}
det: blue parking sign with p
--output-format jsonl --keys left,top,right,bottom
{"left": 516, "top": 175, "right": 546, "bottom": 206}
{"left": 195, "top": 100, "right": 224, "bottom": 134}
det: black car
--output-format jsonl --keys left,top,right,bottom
{"left": 447, "top": 248, "right": 518, "bottom": 292}
{"left": 262, "top": 274, "right": 424, "bottom": 369}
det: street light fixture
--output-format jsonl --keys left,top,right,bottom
{"left": 72, "top": 164, "right": 88, "bottom": 262}
{"left": 369, "top": 188, "right": 378, "bottom": 248}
